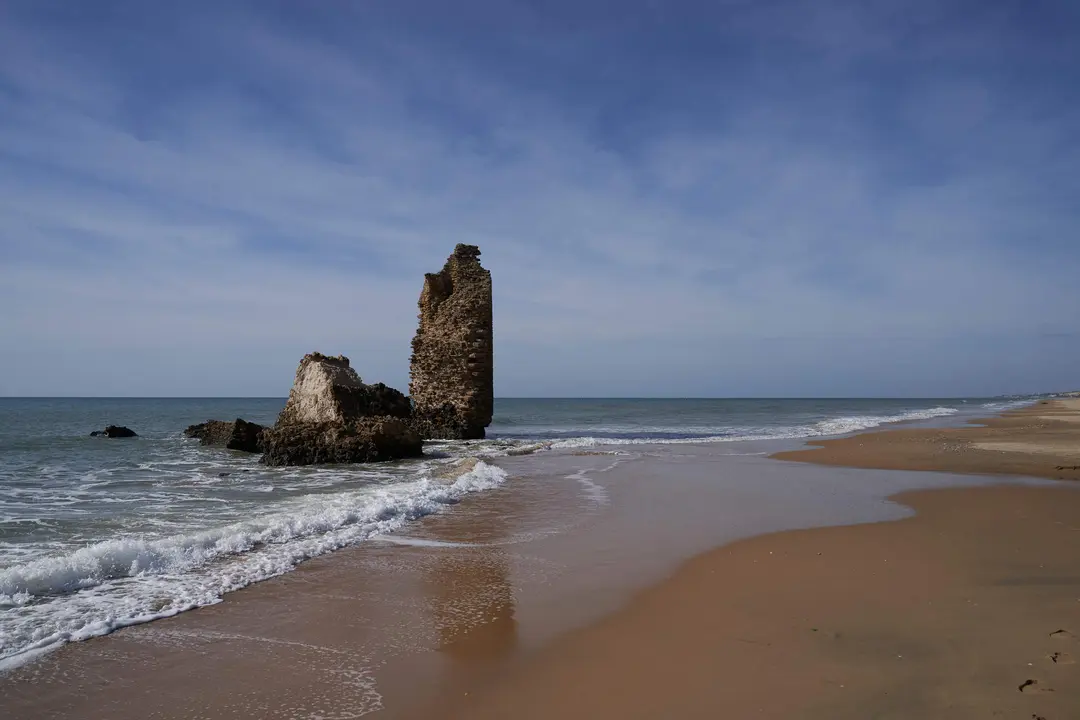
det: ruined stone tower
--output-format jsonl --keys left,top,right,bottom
{"left": 409, "top": 244, "right": 493, "bottom": 439}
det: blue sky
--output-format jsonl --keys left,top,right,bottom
{"left": 1, "top": 0, "right": 1077, "bottom": 397}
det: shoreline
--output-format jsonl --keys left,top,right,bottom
{"left": 3, "top": 400, "right": 1079, "bottom": 717}
{"left": 416, "top": 398, "right": 1080, "bottom": 718}
{"left": 772, "top": 397, "right": 1080, "bottom": 481}
{"left": 421, "top": 484, "right": 1080, "bottom": 719}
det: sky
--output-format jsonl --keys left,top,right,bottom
{"left": 1, "top": 0, "right": 1078, "bottom": 398}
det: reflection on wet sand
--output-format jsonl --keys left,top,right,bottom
{"left": 429, "top": 547, "right": 518, "bottom": 661}
{"left": 418, "top": 478, "right": 520, "bottom": 668}
{"left": 380, "top": 472, "right": 529, "bottom": 719}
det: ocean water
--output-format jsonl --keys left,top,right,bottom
{"left": 0, "top": 395, "right": 1039, "bottom": 669}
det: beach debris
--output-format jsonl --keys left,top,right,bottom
{"left": 1048, "top": 651, "right": 1073, "bottom": 664}
{"left": 89, "top": 425, "right": 138, "bottom": 438}
{"left": 409, "top": 244, "right": 493, "bottom": 440}
{"left": 184, "top": 418, "right": 266, "bottom": 453}
{"left": 260, "top": 353, "right": 422, "bottom": 466}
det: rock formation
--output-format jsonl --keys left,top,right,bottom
{"left": 409, "top": 244, "right": 493, "bottom": 439}
{"left": 184, "top": 419, "right": 266, "bottom": 453}
{"left": 274, "top": 353, "right": 411, "bottom": 425}
{"left": 260, "top": 353, "right": 422, "bottom": 466}
{"left": 90, "top": 425, "right": 138, "bottom": 438}
{"left": 261, "top": 417, "right": 419, "bottom": 466}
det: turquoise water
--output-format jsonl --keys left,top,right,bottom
{"left": 0, "top": 395, "right": 1038, "bottom": 668}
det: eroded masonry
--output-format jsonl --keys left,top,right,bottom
{"left": 182, "top": 245, "right": 493, "bottom": 463}
{"left": 409, "top": 244, "right": 494, "bottom": 439}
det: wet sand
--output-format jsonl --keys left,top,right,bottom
{"left": 773, "top": 398, "right": 1080, "bottom": 481}
{"left": 414, "top": 401, "right": 1080, "bottom": 718}
{"left": 416, "top": 399, "right": 1080, "bottom": 720}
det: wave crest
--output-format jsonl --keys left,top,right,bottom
{"left": 0, "top": 460, "right": 507, "bottom": 669}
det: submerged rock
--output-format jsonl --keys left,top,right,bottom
{"left": 184, "top": 418, "right": 266, "bottom": 453}
{"left": 260, "top": 353, "right": 421, "bottom": 466}
{"left": 90, "top": 425, "right": 138, "bottom": 438}
{"left": 409, "top": 244, "right": 493, "bottom": 440}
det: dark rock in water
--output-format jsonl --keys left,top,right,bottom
{"left": 260, "top": 353, "right": 422, "bottom": 466}
{"left": 409, "top": 244, "right": 493, "bottom": 440}
{"left": 90, "top": 425, "right": 138, "bottom": 438}
{"left": 261, "top": 417, "right": 421, "bottom": 466}
{"left": 184, "top": 418, "right": 266, "bottom": 453}
{"left": 183, "top": 423, "right": 206, "bottom": 439}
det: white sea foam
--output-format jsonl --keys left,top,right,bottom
{"left": 0, "top": 460, "right": 508, "bottom": 671}
{"left": 378, "top": 536, "right": 478, "bottom": 548}
{"left": 544, "top": 406, "right": 960, "bottom": 449}
{"left": 979, "top": 398, "right": 1037, "bottom": 412}
{"left": 564, "top": 458, "right": 620, "bottom": 507}
{"left": 810, "top": 406, "right": 958, "bottom": 435}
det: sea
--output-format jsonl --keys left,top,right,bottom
{"left": 0, "top": 395, "right": 1042, "bottom": 670}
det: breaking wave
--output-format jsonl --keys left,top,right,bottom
{"left": 0, "top": 460, "right": 507, "bottom": 670}
{"left": 536, "top": 406, "right": 961, "bottom": 450}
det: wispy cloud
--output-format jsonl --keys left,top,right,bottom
{"left": 1, "top": 1, "right": 1077, "bottom": 396}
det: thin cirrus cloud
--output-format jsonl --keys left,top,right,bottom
{"left": 0, "top": 0, "right": 1077, "bottom": 397}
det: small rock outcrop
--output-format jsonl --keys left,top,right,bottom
{"left": 260, "top": 353, "right": 422, "bottom": 466}
{"left": 274, "top": 353, "right": 411, "bottom": 425}
{"left": 261, "top": 417, "right": 419, "bottom": 466}
{"left": 409, "top": 244, "right": 493, "bottom": 440}
{"left": 90, "top": 425, "right": 137, "bottom": 438}
{"left": 184, "top": 419, "right": 266, "bottom": 453}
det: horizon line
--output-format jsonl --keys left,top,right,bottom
{"left": 0, "top": 394, "right": 1052, "bottom": 401}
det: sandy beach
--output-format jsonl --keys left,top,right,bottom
{"left": 3, "top": 401, "right": 1079, "bottom": 718}
{"left": 422, "top": 484, "right": 1080, "bottom": 719}
{"left": 774, "top": 398, "right": 1080, "bottom": 481}
{"left": 412, "top": 400, "right": 1080, "bottom": 719}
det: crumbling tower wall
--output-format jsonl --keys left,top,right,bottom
{"left": 409, "top": 244, "right": 493, "bottom": 439}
